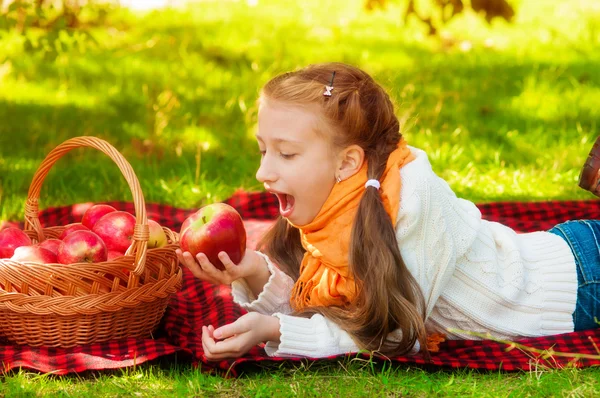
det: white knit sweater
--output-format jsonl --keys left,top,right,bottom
{"left": 231, "top": 146, "right": 578, "bottom": 358}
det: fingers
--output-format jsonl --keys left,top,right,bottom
{"left": 196, "top": 252, "right": 229, "bottom": 280}
{"left": 202, "top": 326, "right": 245, "bottom": 361}
{"left": 176, "top": 249, "right": 202, "bottom": 276}
{"left": 176, "top": 249, "right": 241, "bottom": 285}
{"left": 201, "top": 325, "right": 214, "bottom": 360}
{"left": 202, "top": 325, "right": 229, "bottom": 361}
{"left": 201, "top": 317, "right": 260, "bottom": 361}
{"left": 218, "top": 251, "right": 236, "bottom": 271}
{"left": 176, "top": 249, "right": 218, "bottom": 284}
{"left": 213, "top": 318, "right": 247, "bottom": 340}
{"left": 197, "top": 252, "right": 242, "bottom": 284}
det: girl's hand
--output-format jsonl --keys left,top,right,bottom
{"left": 201, "top": 312, "right": 281, "bottom": 361}
{"left": 176, "top": 248, "right": 261, "bottom": 285}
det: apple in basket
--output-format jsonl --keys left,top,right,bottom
{"left": 107, "top": 250, "right": 125, "bottom": 260}
{"left": 0, "top": 227, "right": 32, "bottom": 258}
{"left": 179, "top": 203, "right": 246, "bottom": 270}
{"left": 57, "top": 230, "right": 108, "bottom": 264}
{"left": 92, "top": 211, "right": 136, "bottom": 253}
{"left": 58, "top": 223, "right": 90, "bottom": 240}
{"left": 81, "top": 204, "right": 117, "bottom": 229}
{"left": 11, "top": 245, "right": 57, "bottom": 263}
{"left": 148, "top": 219, "right": 167, "bottom": 248}
{"left": 38, "top": 238, "right": 63, "bottom": 255}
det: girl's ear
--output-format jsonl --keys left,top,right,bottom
{"left": 337, "top": 145, "right": 365, "bottom": 181}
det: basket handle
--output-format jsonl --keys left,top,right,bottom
{"left": 23, "top": 136, "right": 149, "bottom": 277}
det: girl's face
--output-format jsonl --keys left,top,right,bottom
{"left": 255, "top": 100, "right": 339, "bottom": 226}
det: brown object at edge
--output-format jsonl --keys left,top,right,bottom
{"left": 579, "top": 136, "right": 600, "bottom": 197}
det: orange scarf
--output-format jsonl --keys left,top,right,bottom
{"left": 289, "top": 139, "right": 415, "bottom": 310}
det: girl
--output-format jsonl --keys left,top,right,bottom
{"left": 176, "top": 62, "right": 600, "bottom": 361}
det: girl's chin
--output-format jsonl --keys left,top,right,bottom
{"left": 282, "top": 211, "right": 312, "bottom": 227}
{"left": 281, "top": 207, "right": 305, "bottom": 225}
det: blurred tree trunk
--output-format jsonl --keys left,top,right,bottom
{"left": 64, "top": 0, "right": 82, "bottom": 28}
{"left": 15, "top": 0, "right": 26, "bottom": 33}
{"left": 3, "top": 0, "right": 86, "bottom": 30}
{"left": 404, "top": 0, "right": 436, "bottom": 35}
{"left": 366, "top": 0, "right": 515, "bottom": 35}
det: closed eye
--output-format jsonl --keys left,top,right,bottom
{"left": 258, "top": 148, "right": 295, "bottom": 159}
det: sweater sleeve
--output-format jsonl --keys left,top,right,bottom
{"left": 230, "top": 251, "right": 294, "bottom": 315}
{"left": 264, "top": 313, "right": 421, "bottom": 358}
{"left": 264, "top": 313, "right": 360, "bottom": 358}
{"left": 396, "top": 147, "right": 482, "bottom": 318}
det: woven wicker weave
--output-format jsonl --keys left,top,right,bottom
{"left": 0, "top": 136, "right": 183, "bottom": 347}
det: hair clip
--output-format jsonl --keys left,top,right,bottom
{"left": 323, "top": 71, "right": 336, "bottom": 97}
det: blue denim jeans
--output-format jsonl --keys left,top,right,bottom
{"left": 549, "top": 220, "right": 600, "bottom": 331}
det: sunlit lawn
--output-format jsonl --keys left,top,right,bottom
{"left": 4, "top": 360, "right": 600, "bottom": 397}
{"left": 1, "top": 0, "right": 600, "bottom": 395}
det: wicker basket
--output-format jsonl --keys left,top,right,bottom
{"left": 0, "top": 136, "right": 183, "bottom": 347}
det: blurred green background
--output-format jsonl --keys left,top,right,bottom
{"left": 0, "top": 0, "right": 599, "bottom": 223}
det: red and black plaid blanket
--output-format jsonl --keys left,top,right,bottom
{"left": 2, "top": 190, "right": 600, "bottom": 376}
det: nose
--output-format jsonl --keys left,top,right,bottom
{"left": 255, "top": 155, "right": 277, "bottom": 183}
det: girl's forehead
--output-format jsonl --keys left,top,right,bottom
{"left": 257, "top": 101, "right": 324, "bottom": 142}
{"left": 258, "top": 100, "right": 319, "bottom": 122}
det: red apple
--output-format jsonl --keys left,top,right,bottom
{"left": 0, "top": 227, "right": 32, "bottom": 258}
{"left": 81, "top": 204, "right": 117, "bottom": 229}
{"left": 107, "top": 250, "right": 125, "bottom": 260}
{"left": 179, "top": 203, "right": 246, "bottom": 270}
{"left": 38, "top": 238, "right": 62, "bottom": 255}
{"left": 92, "top": 211, "right": 136, "bottom": 253}
{"left": 180, "top": 214, "right": 194, "bottom": 236}
{"left": 11, "top": 245, "right": 57, "bottom": 263}
{"left": 57, "top": 230, "right": 108, "bottom": 264}
{"left": 148, "top": 219, "right": 167, "bottom": 248}
{"left": 59, "top": 223, "right": 90, "bottom": 240}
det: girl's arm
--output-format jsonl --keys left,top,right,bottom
{"left": 177, "top": 247, "right": 272, "bottom": 294}
{"left": 240, "top": 250, "right": 272, "bottom": 297}
{"left": 263, "top": 313, "right": 419, "bottom": 358}
{"left": 221, "top": 255, "right": 364, "bottom": 359}
{"left": 177, "top": 247, "right": 289, "bottom": 308}
{"left": 231, "top": 251, "right": 295, "bottom": 315}
{"left": 201, "top": 312, "right": 281, "bottom": 361}
{"left": 204, "top": 307, "right": 420, "bottom": 360}
{"left": 263, "top": 312, "right": 360, "bottom": 358}
{"left": 203, "top": 311, "right": 362, "bottom": 360}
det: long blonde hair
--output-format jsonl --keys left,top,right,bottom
{"left": 257, "top": 62, "right": 427, "bottom": 356}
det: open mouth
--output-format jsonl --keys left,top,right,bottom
{"left": 274, "top": 193, "right": 295, "bottom": 218}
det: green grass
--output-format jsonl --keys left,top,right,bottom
{"left": 2, "top": 359, "right": 600, "bottom": 397}
{"left": 1, "top": 0, "right": 600, "bottom": 395}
